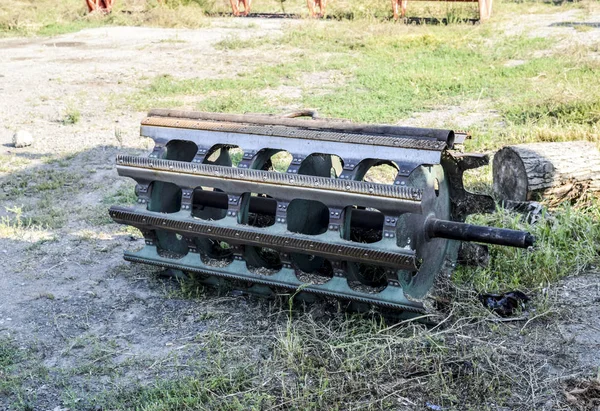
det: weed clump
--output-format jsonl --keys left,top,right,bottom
{"left": 455, "top": 204, "right": 600, "bottom": 292}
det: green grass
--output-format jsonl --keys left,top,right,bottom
{"left": 132, "top": 21, "right": 599, "bottom": 150}
{"left": 456, "top": 203, "right": 600, "bottom": 291}
{"left": 0, "top": 164, "right": 86, "bottom": 233}
{"left": 1, "top": 168, "right": 85, "bottom": 199}
{"left": 0, "top": 338, "right": 20, "bottom": 369}
{"left": 503, "top": 95, "right": 600, "bottom": 127}
{"left": 0, "top": 0, "right": 208, "bottom": 37}
{"left": 0, "top": 337, "right": 40, "bottom": 410}
{"left": 0, "top": 155, "right": 31, "bottom": 173}
{"left": 131, "top": 73, "right": 278, "bottom": 112}
{"left": 102, "top": 183, "right": 139, "bottom": 206}
{"left": 62, "top": 108, "right": 81, "bottom": 125}
{"left": 83, "top": 305, "right": 551, "bottom": 410}
{"left": 1, "top": 0, "right": 593, "bottom": 38}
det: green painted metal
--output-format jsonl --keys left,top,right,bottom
{"left": 109, "top": 110, "right": 532, "bottom": 317}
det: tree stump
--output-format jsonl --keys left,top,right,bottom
{"left": 493, "top": 141, "right": 600, "bottom": 206}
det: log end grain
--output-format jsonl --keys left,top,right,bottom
{"left": 493, "top": 146, "right": 529, "bottom": 202}
{"left": 493, "top": 141, "right": 600, "bottom": 205}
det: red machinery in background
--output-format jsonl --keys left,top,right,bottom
{"left": 86, "top": 0, "right": 114, "bottom": 13}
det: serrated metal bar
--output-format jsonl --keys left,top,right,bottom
{"left": 123, "top": 250, "right": 425, "bottom": 313}
{"left": 141, "top": 124, "right": 442, "bottom": 170}
{"left": 110, "top": 206, "right": 417, "bottom": 270}
{"left": 116, "top": 156, "right": 422, "bottom": 214}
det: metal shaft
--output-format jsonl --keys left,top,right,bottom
{"left": 193, "top": 192, "right": 534, "bottom": 248}
{"left": 426, "top": 218, "right": 534, "bottom": 248}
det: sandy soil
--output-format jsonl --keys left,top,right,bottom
{"left": 0, "top": 19, "right": 294, "bottom": 409}
{"left": 0, "top": 12, "right": 599, "bottom": 410}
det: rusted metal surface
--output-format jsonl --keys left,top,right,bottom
{"left": 146, "top": 109, "right": 456, "bottom": 146}
{"left": 141, "top": 117, "right": 448, "bottom": 152}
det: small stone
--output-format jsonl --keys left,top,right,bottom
{"left": 12, "top": 130, "right": 33, "bottom": 148}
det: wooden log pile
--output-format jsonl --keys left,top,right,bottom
{"left": 493, "top": 141, "right": 600, "bottom": 206}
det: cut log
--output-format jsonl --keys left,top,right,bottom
{"left": 493, "top": 141, "right": 600, "bottom": 205}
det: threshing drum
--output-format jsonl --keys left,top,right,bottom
{"left": 109, "top": 110, "right": 533, "bottom": 317}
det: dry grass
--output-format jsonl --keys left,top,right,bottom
{"left": 0, "top": 0, "right": 208, "bottom": 36}
{"left": 65, "top": 289, "right": 563, "bottom": 410}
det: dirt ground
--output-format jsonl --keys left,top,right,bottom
{"left": 0, "top": 12, "right": 599, "bottom": 410}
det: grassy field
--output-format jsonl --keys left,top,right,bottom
{"left": 1, "top": 0, "right": 600, "bottom": 409}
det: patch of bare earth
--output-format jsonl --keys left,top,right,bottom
{"left": 258, "top": 69, "right": 347, "bottom": 109}
{"left": 499, "top": 7, "right": 600, "bottom": 60}
{"left": 398, "top": 99, "right": 499, "bottom": 129}
{"left": 0, "top": 20, "right": 293, "bottom": 409}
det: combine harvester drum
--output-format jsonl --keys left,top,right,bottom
{"left": 109, "top": 110, "right": 533, "bottom": 317}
